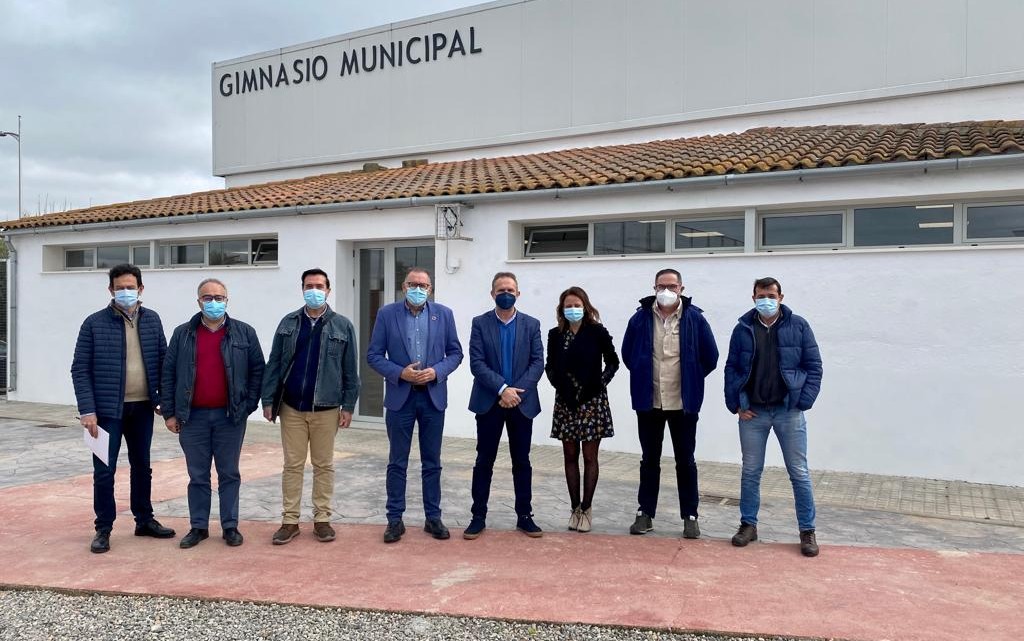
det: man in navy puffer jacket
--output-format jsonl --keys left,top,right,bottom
{"left": 621, "top": 268, "right": 718, "bottom": 539}
{"left": 724, "top": 277, "right": 823, "bottom": 557}
{"left": 71, "top": 264, "right": 174, "bottom": 554}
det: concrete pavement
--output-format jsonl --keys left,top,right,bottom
{"left": 0, "top": 400, "right": 1020, "bottom": 640}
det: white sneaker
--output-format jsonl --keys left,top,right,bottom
{"left": 577, "top": 507, "right": 592, "bottom": 533}
{"left": 568, "top": 506, "right": 582, "bottom": 531}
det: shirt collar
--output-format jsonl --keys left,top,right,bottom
{"left": 494, "top": 309, "right": 517, "bottom": 325}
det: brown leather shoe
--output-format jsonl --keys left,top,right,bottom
{"left": 731, "top": 522, "right": 758, "bottom": 547}
{"left": 800, "top": 529, "right": 819, "bottom": 557}
{"left": 272, "top": 523, "right": 300, "bottom": 545}
{"left": 314, "top": 522, "right": 336, "bottom": 543}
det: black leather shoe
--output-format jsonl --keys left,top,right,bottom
{"left": 423, "top": 518, "right": 450, "bottom": 540}
{"left": 90, "top": 531, "right": 110, "bottom": 554}
{"left": 222, "top": 527, "right": 244, "bottom": 547}
{"left": 179, "top": 528, "right": 209, "bottom": 549}
{"left": 134, "top": 520, "right": 176, "bottom": 539}
{"left": 383, "top": 519, "right": 405, "bottom": 544}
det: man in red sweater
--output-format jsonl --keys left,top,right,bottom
{"left": 163, "top": 279, "right": 265, "bottom": 549}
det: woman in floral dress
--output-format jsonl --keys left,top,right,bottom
{"left": 544, "top": 286, "right": 619, "bottom": 532}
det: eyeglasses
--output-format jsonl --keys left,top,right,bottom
{"left": 655, "top": 284, "right": 681, "bottom": 292}
{"left": 199, "top": 295, "right": 228, "bottom": 303}
{"left": 405, "top": 282, "right": 431, "bottom": 289}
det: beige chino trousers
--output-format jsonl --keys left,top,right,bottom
{"left": 280, "top": 403, "right": 339, "bottom": 524}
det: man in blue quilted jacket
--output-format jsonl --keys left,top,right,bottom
{"left": 724, "top": 277, "right": 823, "bottom": 557}
{"left": 71, "top": 264, "right": 175, "bottom": 554}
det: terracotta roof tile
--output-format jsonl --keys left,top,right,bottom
{"left": 5, "top": 121, "right": 1024, "bottom": 230}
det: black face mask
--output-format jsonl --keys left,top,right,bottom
{"left": 495, "top": 292, "right": 516, "bottom": 310}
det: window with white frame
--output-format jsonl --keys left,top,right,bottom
{"left": 524, "top": 225, "right": 589, "bottom": 256}
{"left": 60, "top": 236, "right": 278, "bottom": 271}
{"left": 594, "top": 220, "right": 665, "bottom": 255}
{"left": 853, "top": 205, "right": 953, "bottom": 247}
{"left": 761, "top": 212, "right": 844, "bottom": 248}
{"left": 674, "top": 217, "right": 744, "bottom": 250}
{"left": 965, "top": 203, "right": 1024, "bottom": 240}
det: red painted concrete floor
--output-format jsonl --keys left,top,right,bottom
{"left": 0, "top": 462, "right": 1018, "bottom": 640}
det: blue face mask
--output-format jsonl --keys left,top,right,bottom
{"left": 495, "top": 292, "right": 517, "bottom": 310}
{"left": 202, "top": 300, "right": 227, "bottom": 320}
{"left": 113, "top": 288, "right": 139, "bottom": 310}
{"left": 304, "top": 289, "right": 327, "bottom": 309}
{"left": 563, "top": 307, "right": 585, "bottom": 323}
{"left": 405, "top": 287, "right": 428, "bottom": 306}
{"left": 754, "top": 297, "right": 779, "bottom": 317}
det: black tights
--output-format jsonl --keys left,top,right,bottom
{"left": 562, "top": 439, "right": 601, "bottom": 511}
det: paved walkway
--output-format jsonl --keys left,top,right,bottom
{"left": 0, "top": 401, "right": 1020, "bottom": 640}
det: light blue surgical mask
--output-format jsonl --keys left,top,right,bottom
{"left": 202, "top": 300, "right": 227, "bottom": 320}
{"left": 563, "top": 307, "right": 585, "bottom": 323}
{"left": 405, "top": 287, "right": 428, "bottom": 307}
{"left": 754, "top": 297, "right": 779, "bottom": 317}
{"left": 113, "top": 289, "right": 138, "bottom": 310}
{"left": 304, "top": 289, "right": 327, "bottom": 309}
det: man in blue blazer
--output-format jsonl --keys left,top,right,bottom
{"left": 463, "top": 272, "right": 545, "bottom": 540}
{"left": 366, "top": 267, "right": 463, "bottom": 543}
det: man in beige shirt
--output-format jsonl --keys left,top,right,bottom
{"left": 621, "top": 268, "right": 719, "bottom": 539}
{"left": 71, "top": 264, "right": 175, "bottom": 554}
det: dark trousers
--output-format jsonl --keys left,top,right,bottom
{"left": 178, "top": 407, "right": 247, "bottom": 530}
{"left": 471, "top": 403, "right": 534, "bottom": 519}
{"left": 93, "top": 401, "right": 155, "bottom": 533}
{"left": 385, "top": 389, "right": 445, "bottom": 521}
{"left": 636, "top": 409, "right": 699, "bottom": 519}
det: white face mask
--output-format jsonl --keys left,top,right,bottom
{"left": 656, "top": 289, "right": 679, "bottom": 307}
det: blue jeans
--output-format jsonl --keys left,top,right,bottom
{"left": 93, "top": 401, "right": 155, "bottom": 533}
{"left": 738, "top": 404, "right": 816, "bottom": 531}
{"left": 178, "top": 407, "right": 247, "bottom": 529}
{"left": 385, "top": 389, "right": 445, "bottom": 522}
{"left": 471, "top": 403, "right": 534, "bottom": 519}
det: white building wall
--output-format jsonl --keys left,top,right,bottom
{"left": 10, "top": 166, "right": 1024, "bottom": 486}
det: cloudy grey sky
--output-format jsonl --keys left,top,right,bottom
{"left": 0, "top": 0, "right": 480, "bottom": 221}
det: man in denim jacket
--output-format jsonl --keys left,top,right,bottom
{"left": 724, "top": 277, "right": 823, "bottom": 557}
{"left": 262, "top": 268, "right": 360, "bottom": 545}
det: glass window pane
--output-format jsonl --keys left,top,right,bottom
{"left": 525, "top": 226, "right": 588, "bottom": 255}
{"left": 966, "top": 204, "right": 1024, "bottom": 239}
{"left": 164, "top": 244, "right": 204, "bottom": 266}
{"left": 675, "top": 219, "right": 744, "bottom": 250}
{"left": 594, "top": 221, "right": 665, "bottom": 255}
{"left": 96, "top": 246, "right": 130, "bottom": 269}
{"left": 854, "top": 205, "right": 953, "bottom": 246}
{"left": 762, "top": 214, "right": 843, "bottom": 246}
{"left": 65, "top": 248, "right": 94, "bottom": 269}
{"left": 131, "top": 245, "right": 150, "bottom": 267}
{"left": 209, "top": 239, "right": 249, "bottom": 265}
{"left": 251, "top": 238, "right": 278, "bottom": 264}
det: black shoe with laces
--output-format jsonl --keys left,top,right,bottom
{"left": 90, "top": 531, "right": 111, "bottom": 554}
{"left": 800, "top": 529, "right": 819, "bottom": 557}
{"left": 179, "top": 528, "right": 209, "bottom": 549}
{"left": 134, "top": 520, "right": 176, "bottom": 539}
{"left": 629, "top": 511, "right": 653, "bottom": 535}
{"left": 423, "top": 518, "right": 450, "bottom": 540}
{"left": 731, "top": 522, "right": 758, "bottom": 547}
{"left": 222, "top": 527, "right": 244, "bottom": 547}
{"left": 383, "top": 519, "right": 405, "bottom": 543}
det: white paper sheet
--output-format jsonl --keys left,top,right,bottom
{"left": 84, "top": 426, "right": 110, "bottom": 466}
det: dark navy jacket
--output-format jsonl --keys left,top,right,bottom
{"left": 621, "top": 295, "right": 719, "bottom": 414}
{"left": 162, "top": 313, "right": 265, "bottom": 424}
{"left": 724, "top": 305, "right": 823, "bottom": 413}
{"left": 71, "top": 304, "right": 166, "bottom": 419}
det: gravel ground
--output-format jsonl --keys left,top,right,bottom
{"left": 0, "top": 589, "right": 815, "bottom": 641}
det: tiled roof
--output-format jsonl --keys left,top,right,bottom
{"left": 5, "top": 120, "right": 1024, "bottom": 231}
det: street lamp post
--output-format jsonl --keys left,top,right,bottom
{"left": 0, "top": 115, "right": 21, "bottom": 219}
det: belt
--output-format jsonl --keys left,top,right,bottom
{"left": 411, "top": 384, "right": 428, "bottom": 392}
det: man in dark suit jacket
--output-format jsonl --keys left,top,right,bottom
{"left": 366, "top": 267, "right": 463, "bottom": 543}
{"left": 464, "top": 272, "right": 545, "bottom": 540}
